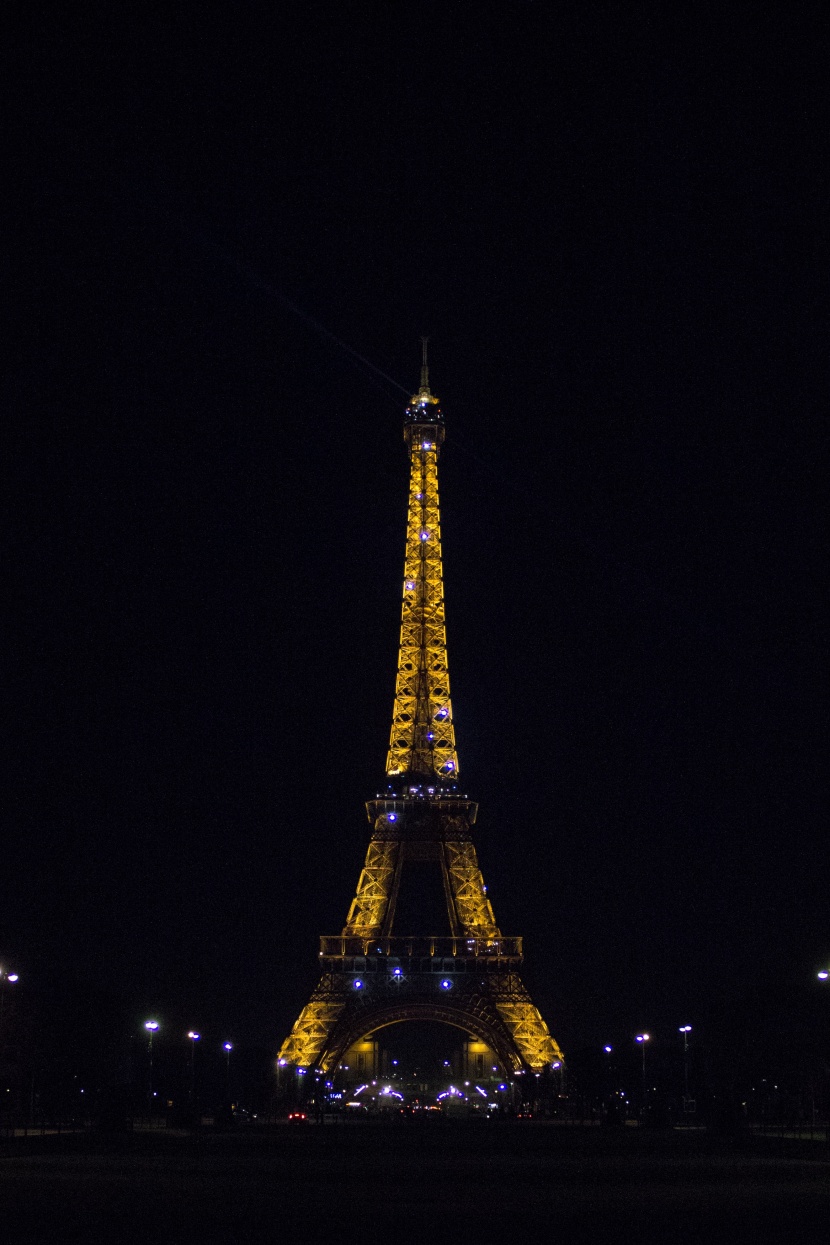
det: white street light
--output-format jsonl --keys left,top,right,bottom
{"left": 187, "top": 1031, "right": 200, "bottom": 1100}
{"left": 0, "top": 967, "right": 20, "bottom": 1026}
{"left": 679, "top": 1025, "right": 692, "bottom": 1103}
{"left": 144, "top": 1021, "right": 160, "bottom": 1118}
{"left": 635, "top": 1034, "right": 650, "bottom": 1104}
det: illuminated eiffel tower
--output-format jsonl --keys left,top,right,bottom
{"left": 278, "top": 344, "right": 564, "bottom": 1082}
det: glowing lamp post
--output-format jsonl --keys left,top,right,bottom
{"left": 187, "top": 1031, "right": 200, "bottom": 1100}
{"left": 679, "top": 1026, "right": 692, "bottom": 1106}
{"left": 0, "top": 968, "right": 19, "bottom": 1027}
{"left": 635, "top": 1034, "right": 650, "bottom": 1116}
{"left": 601, "top": 1045, "right": 613, "bottom": 1105}
{"left": 223, "top": 1043, "right": 233, "bottom": 1100}
{"left": 144, "top": 1021, "right": 160, "bottom": 1118}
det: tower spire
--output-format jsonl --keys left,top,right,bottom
{"left": 419, "top": 335, "right": 431, "bottom": 400}
{"left": 387, "top": 345, "right": 457, "bottom": 782}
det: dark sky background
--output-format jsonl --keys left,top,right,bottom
{"left": 3, "top": 5, "right": 827, "bottom": 1067}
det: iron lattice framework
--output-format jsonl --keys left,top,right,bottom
{"left": 386, "top": 379, "right": 457, "bottom": 780}
{"left": 279, "top": 346, "right": 564, "bottom": 1078}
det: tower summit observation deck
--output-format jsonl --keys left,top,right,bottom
{"left": 278, "top": 344, "right": 564, "bottom": 1080}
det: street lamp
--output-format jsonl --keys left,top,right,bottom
{"left": 187, "top": 1031, "right": 200, "bottom": 1100}
{"left": 679, "top": 1026, "right": 692, "bottom": 1105}
{"left": 223, "top": 1042, "right": 233, "bottom": 1100}
{"left": 144, "top": 1021, "right": 160, "bottom": 1118}
{"left": 635, "top": 1034, "right": 650, "bottom": 1114}
{"left": 0, "top": 967, "right": 19, "bottom": 1027}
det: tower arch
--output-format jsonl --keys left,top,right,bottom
{"left": 317, "top": 1000, "right": 523, "bottom": 1075}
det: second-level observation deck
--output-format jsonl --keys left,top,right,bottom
{"left": 367, "top": 784, "right": 478, "bottom": 836}
{"left": 372, "top": 782, "right": 469, "bottom": 800}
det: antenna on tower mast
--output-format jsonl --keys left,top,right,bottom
{"left": 420, "top": 335, "right": 430, "bottom": 395}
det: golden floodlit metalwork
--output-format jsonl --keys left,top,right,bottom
{"left": 386, "top": 346, "right": 457, "bottom": 781}
{"left": 279, "top": 344, "right": 564, "bottom": 1077}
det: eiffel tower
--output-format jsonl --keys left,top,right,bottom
{"left": 278, "top": 343, "right": 564, "bottom": 1082}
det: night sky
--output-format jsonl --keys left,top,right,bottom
{"left": 4, "top": 6, "right": 827, "bottom": 1068}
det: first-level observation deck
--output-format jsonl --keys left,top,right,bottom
{"left": 319, "top": 935, "right": 523, "bottom": 969}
